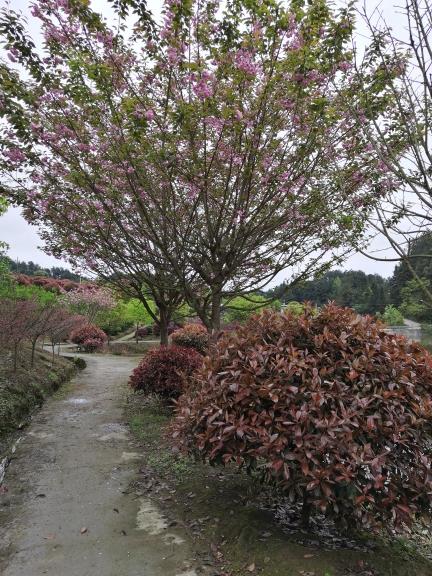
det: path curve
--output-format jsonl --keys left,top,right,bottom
{"left": 0, "top": 354, "right": 197, "bottom": 576}
{"left": 404, "top": 318, "right": 421, "bottom": 329}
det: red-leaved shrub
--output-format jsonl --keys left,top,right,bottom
{"left": 171, "top": 324, "right": 209, "bottom": 354}
{"left": 152, "top": 321, "right": 182, "bottom": 337}
{"left": 173, "top": 303, "right": 432, "bottom": 531}
{"left": 135, "top": 326, "right": 152, "bottom": 339}
{"left": 129, "top": 345, "right": 202, "bottom": 399}
{"left": 70, "top": 324, "right": 107, "bottom": 352}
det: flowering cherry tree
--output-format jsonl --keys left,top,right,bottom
{"left": 60, "top": 285, "right": 115, "bottom": 322}
{"left": 0, "top": 0, "right": 395, "bottom": 333}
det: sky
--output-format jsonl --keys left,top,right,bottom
{"left": 0, "top": 0, "right": 408, "bottom": 280}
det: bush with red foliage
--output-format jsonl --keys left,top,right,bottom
{"left": 173, "top": 304, "right": 432, "bottom": 531}
{"left": 70, "top": 323, "right": 107, "bottom": 352}
{"left": 129, "top": 345, "right": 202, "bottom": 399}
{"left": 135, "top": 325, "right": 152, "bottom": 339}
{"left": 152, "top": 321, "right": 182, "bottom": 337}
{"left": 171, "top": 324, "right": 210, "bottom": 354}
{"left": 13, "top": 273, "right": 93, "bottom": 294}
{"left": 220, "top": 321, "right": 240, "bottom": 334}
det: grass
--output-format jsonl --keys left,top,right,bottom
{"left": 126, "top": 392, "right": 432, "bottom": 576}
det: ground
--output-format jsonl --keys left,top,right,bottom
{"left": 126, "top": 396, "right": 432, "bottom": 576}
{"left": 0, "top": 353, "right": 199, "bottom": 576}
{"left": 1, "top": 351, "right": 432, "bottom": 576}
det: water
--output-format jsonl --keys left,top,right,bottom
{"left": 384, "top": 324, "right": 432, "bottom": 351}
{"left": 384, "top": 326, "right": 422, "bottom": 342}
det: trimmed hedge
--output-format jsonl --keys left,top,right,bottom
{"left": 70, "top": 324, "right": 107, "bottom": 352}
{"left": 129, "top": 345, "right": 202, "bottom": 399}
{"left": 173, "top": 303, "right": 432, "bottom": 531}
{"left": 171, "top": 323, "right": 210, "bottom": 354}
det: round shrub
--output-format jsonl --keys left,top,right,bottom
{"left": 129, "top": 345, "right": 202, "bottom": 399}
{"left": 70, "top": 324, "right": 107, "bottom": 352}
{"left": 152, "top": 321, "right": 182, "bottom": 337}
{"left": 135, "top": 325, "right": 152, "bottom": 339}
{"left": 171, "top": 324, "right": 210, "bottom": 354}
{"left": 173, "top": 303, "right": 432, "bottom": 531}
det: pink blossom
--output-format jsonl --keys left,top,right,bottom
{"left": 167, "top": 46, "right": 182, "bottom": 65}
{"left": 4, "top": 147, "right": 26, "bottom": 165}
{"left": 234, "top": 49, "right": 260, "bottom": 76}
{"left": 30, "top": 4, "right": 42, "bottom": 17}
{"left": 193, "top": 73, "right": 215, "bottom": 100}
{"left": 338, "top": 61, "right": 352, "bottom": 73}
{"left": 145, "top": 109, "right": 155, "bottom": 121}
{"left": 187, "top": 183, "right": 200, "bottom": 199}
{"left": 204, "top": 116, "right": 224, "bottom": 132}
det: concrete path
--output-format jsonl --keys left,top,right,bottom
{"left": 113, "top": 331, "right": 160, "bottom": 345}
{"left": 0, "top": 354, "right": 198, "bottom": 576}
{"left": 404, "top": 318, "right": 421, "bottom": 329}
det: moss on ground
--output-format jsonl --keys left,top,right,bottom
{"left": 126, "top": 394, "right": 432, "bottom": 576}
{"left": 0, "top": 348, "right": 79, "bottom": 453}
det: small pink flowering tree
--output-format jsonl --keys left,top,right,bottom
{"left": 0, "top": 0, "right": 395, "bottom": 333}
{"left": 60, "top": 285, "right": 115, "bottom": 323}
{"left": 0, "top": 298, "right": 37, "bottom": 370}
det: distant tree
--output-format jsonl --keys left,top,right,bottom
{"left": 400, "top": 278, "right": 432, "bottom": 323}
{"left": 5, "top": 256, "right": 82, "bottom": 281}
{"left": 390, "top": 233, "right": 432, "bottom": 307}
{"left": 60, "top": 285, "right": 115, "bottom": 323}
{"left": 224, "top": 294, "right": 281, "bottom": 323}
{"left": 27, "top": 301, "right": 65, "bottom": 365}
{"left": 380, "top": 304, "right": 404, "bottom": 327}
{"left": 45, "top": 309, "right": 84, "bottom": 362}
{"left": 268, "top": 270, "right": 390, "bottom": 314}
{"left": 123, "top": 298, "right": 156, "bottom": 332}
{"left": 0, "top": 298, "right": 37, "bottom": 370}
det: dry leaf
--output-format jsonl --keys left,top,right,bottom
{"left": 247, "top": 563, "right": 256, "bottom": 572}
{"left": 80, "top": 527, "right": 88, "bottom": 534}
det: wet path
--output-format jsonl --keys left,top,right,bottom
{"left": 0, "top": 354, "right": 197, "bottom": 576}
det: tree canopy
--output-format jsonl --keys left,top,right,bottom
{"left": 0, "top": 0, "right": 395, "bottom": 338}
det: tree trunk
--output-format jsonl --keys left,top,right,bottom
{"left": 159, "top": 306, "right": 169, "bottom": 346}
{"left": 210, "top": 290, "right": 222, "bottom": 338}
{"left": 31, "top": 339, "right": 37, "bottom": 367}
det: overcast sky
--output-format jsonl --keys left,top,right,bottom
{"left": 0, "top": 0, "right": 407, "bottom": 279}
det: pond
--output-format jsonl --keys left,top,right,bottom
{"left": 385, "top": 325, "right": 432, "bottom": 351}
